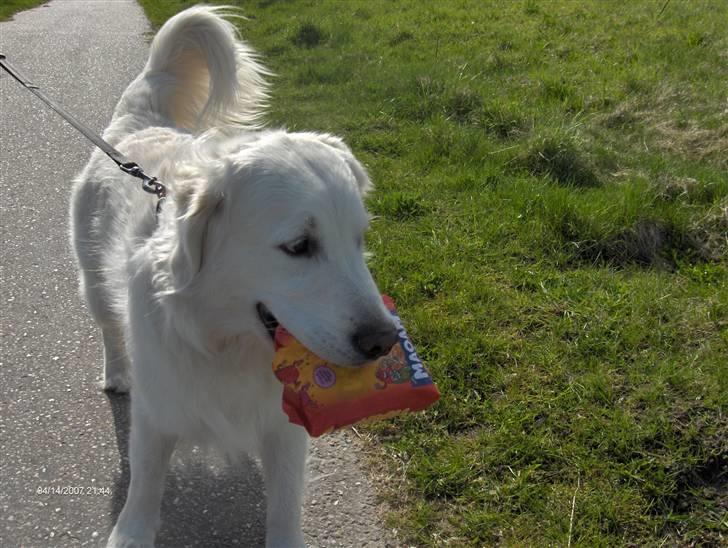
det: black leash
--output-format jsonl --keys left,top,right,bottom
{"left": 0, "top": 53, "right": 167, "bottom": 210}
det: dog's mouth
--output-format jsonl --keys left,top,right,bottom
{"left": 256, "top": 302, "right": 279, "bottom": 340}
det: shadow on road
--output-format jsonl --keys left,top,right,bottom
{"left": 105, "top": 393, "right": 266, "bottom": 547}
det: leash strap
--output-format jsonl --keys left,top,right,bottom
{"left": 0, "top": 53, "right": 167, "bottom": 205}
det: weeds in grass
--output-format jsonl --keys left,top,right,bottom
{"left": 388, "top": 30, "right": 414, "bottom": 47}
{"left": 601, "top": 88, "right": 728, "bottom": 170}
{"left": 481, "top": 104, "right": 528, "bottom": 140}
{"left": 445, "top": 87, "right": 482, "bottom": 122}
{"left": 291, "top": 21, "right": 326, "bottom": 48}
{"left": 520, "top": 131, "right": 601, "bottom": 188}
{"left": 372, "top": 192, "right": 427, "bottom": 221}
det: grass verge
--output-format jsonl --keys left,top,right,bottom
{"left": 139, "top": 1, "right": 727, "bottom": 545}
{"left": 0, "top": 0, "right": 47, "bottom": 22}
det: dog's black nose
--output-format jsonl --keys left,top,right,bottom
{"left": 352, "top": 324, "right": 399, "bottom": 361}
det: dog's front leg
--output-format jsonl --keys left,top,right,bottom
{"left": 108, "top": 408, "right": 176, "bottom": 548}
{"left": 260, "top": 421, "right": 309, "bottom": 548}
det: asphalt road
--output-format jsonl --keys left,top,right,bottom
{"left": 0, "top": 2, "right": 391, "bottom": 546}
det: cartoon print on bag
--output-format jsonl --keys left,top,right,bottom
{"left": 374, "top": 345, "right": 410, "bottom": 389}
{"left": 276, "top": 360, "right": 302, "bottom": 385}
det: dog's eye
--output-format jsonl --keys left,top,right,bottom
{"left": 280, "top": 237, "right": 314, "bottom": 257}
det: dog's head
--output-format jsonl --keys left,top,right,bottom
{"left": 162, "top": 131, "right": 397, "bottom": 366}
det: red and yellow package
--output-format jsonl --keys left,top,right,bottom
{"left": 272, "top": 295, "right": 440, "bottom": 437}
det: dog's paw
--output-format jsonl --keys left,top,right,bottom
{"left": 265, "top": 531, "right": 306, "bottom": 548}
{"left": 106, "top": 530, "right": 154, "bottom": 548}
{"left": 101, "top": 373, "right": 131, "bottom": 394}
{"left": 106, "top": 525, "right": 154, "bottom": 548}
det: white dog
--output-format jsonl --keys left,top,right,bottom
{"left": 70, "top": 6, "right": 397, "bottom": 547}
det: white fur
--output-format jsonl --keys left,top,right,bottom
{"left": 69, "top": 6, "right": 396, "bottom": 547}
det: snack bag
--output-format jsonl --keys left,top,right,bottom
{"left": 272, "top": 295, "right": 440, "bottom": 437}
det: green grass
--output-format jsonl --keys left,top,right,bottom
{"left": 0, "top": 0, "right": 46, "bottom": 22}
{"left": 140, "top": 1, "right": 727, "bottom": 545}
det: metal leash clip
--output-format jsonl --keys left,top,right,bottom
{"left": 120, "top": 162, "right": 167, "bottom": 199}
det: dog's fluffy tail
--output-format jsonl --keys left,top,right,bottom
{"left": 142, "top": 5, "right": 269, "bottom": 132}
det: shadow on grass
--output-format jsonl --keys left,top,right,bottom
{"left": 555, "top": 216, "right": 720, "bottom": 270}
{"left": 291, "top": 22, "right": 326, "bottom": 48}
{"left": 519, "top": 133, "right": 601, "bottom": 188}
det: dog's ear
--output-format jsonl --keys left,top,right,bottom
{"left": 316, "top": 134, "right": 373, "bottom": 197}
{"left": 168, "top": 169, "right": 225, "bottom": 291}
